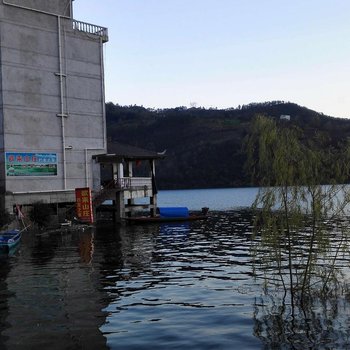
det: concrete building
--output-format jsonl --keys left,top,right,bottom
{"left": 0, "top": 0, "right": 108, "bottom": 211}
{"left": 280, "top": 115, "right": 291, "bottom": 121}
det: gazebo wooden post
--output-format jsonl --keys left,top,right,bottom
{"left": 150, "top": 159, "right": 157, "bottom": 217}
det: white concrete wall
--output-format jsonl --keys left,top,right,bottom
{"left": 3, "top": 0, "right": 73, "bottom": 17}
{"left": 0, "top": 1, "right": 107, "bottom": 209}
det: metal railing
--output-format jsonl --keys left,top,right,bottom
{"left": 72, "top": 20, "right": 109, "bottom": 42}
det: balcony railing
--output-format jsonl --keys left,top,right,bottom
{"left": 72, "top": 20, "right": 109, "bottom": 42}
{"left": 93, "top": 177, "right": 153, "bottom": 207}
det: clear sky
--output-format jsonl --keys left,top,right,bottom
{"left": 74, "top": 0, "right": 350, "bottom": 118}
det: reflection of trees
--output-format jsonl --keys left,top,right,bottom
{"left": 250, "top": 218, "right": 350, "bottom": 348}
{"left": 251, "top": 217, "right": 350, "bottom": 298}
{"left": 253, "top": 289, "right": 350, "bottom": 349}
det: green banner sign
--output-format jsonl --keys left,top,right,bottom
{"left": 5, "top": 152, "right": 57, "bottom": 177}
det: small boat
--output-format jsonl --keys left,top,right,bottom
{"left": 126, "top": 207, "right": 209, "bottom": 224}
{"left": 0, "top": 229, "right": 22, "bottom": 252}
{"left": 126, "top": 214, "right": 208, "bottom": 224}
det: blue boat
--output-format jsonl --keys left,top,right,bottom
{"left": 126, "top": 207, "right": 209, "bottom": 224}
{"left": 0, "top": 229, "right": 21, "bottom": 252}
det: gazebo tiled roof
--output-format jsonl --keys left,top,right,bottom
{"left": 93, "top": 142, "right": 166, "bottom": 163}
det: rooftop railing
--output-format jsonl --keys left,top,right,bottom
{"left": 72, "top": 20, "right": 109, "bottom": 42}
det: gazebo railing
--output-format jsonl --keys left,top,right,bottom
{"left": 116, "top": 177, "right": 152, "bottom": 189}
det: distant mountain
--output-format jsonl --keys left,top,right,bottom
{"left": 105, "top": 101, "right": 350, "bottom": 190}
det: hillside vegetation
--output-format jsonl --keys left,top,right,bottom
{"left": 106, "top": 101, "right": 350, "bottom": 190}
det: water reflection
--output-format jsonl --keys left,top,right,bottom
{"left": 0, "top": 260, "right": 12, "bottom": 349}
{"left": 0, "top": 227, "right": 110, "bottom": 349}
{"left": 99, "top": 211, "right": 350, "bottom": 349}
{"left": 0, "top": 211, "right": 349, "bottom": 349}
{"left": 100, "top": 212, "right": 262, "bottom": 349}
{"left": 253, "top": 293, "right": 350, "bottom": 349}
{"left": 79, "top": 230, "right": 95, "bottom": 264}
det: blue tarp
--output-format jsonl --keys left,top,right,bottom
{"left": 158, "top": 207, "right": 189, "bottom": 218}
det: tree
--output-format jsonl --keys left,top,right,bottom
{"left": 245, "top": 115, "right": 350, "bottom": 307}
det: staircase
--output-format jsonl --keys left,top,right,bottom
{"left": 93, "top": 180, "right": 118, "bottom": 208}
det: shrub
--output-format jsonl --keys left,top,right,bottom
{"left": 29, "top": 202, "right": 54, "bottom": 228}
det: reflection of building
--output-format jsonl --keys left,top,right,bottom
{"left": 0, "top": 0, "right": 108, "bottom": 211}
{"left": 1, "top": 228, "right": 109, "bottom": 349}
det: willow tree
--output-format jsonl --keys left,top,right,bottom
{"left": 245, "top": 115, "right": 350, "bottom": 305}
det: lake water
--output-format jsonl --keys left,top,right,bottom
{"left": 156, "top": 187, "right": 259, "bottom": 210}
{"left": 1, "top": 187, "right": 350, "bottom": 349}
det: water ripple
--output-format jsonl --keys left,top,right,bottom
{"left": 0, "top": 211, "right": 349, "bottom": 349}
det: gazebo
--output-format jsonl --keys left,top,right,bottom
{"left": 92, "top": 142, "right": 166, "bottom": 222}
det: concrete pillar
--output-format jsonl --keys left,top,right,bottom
{"left": 118, "top": 163, "right": 124, "bottom": 177}
{"left": 150, "top": 160, "right": 157, "bottom": 217}
{"left": 127, "top": 161, "right": 133, "bottom": 177}
{"left": 126, "top": 161, "right": 134, "bottom": 211}
{"left": 110, "top": 162, "right": 124, "bottom": 222}
{"left": 112, "top": 163, "right": 123, "bottom": 184}
{"left": 115, "top": 191, "right": 125, "bottom": 223}
{"left": 92, "top": 160, "right": 101, "bottom": 192}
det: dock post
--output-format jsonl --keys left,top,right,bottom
{"left": 115, "top": 191, "right": 125, "bottom": 223}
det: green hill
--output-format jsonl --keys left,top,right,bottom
{"left": 106, "top": 101, "right": 350, "bottom": 189}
